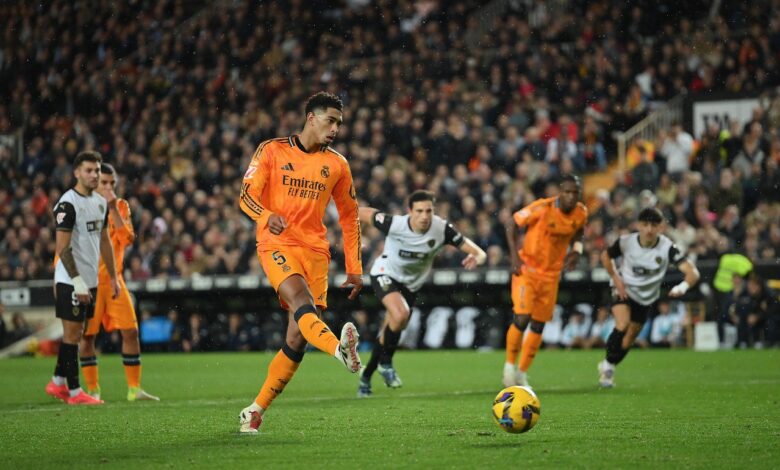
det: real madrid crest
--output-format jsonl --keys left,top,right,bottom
{"left": 321, "top": 165, "right": 330, "bottom": 178}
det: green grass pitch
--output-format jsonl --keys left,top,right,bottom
{"left": 1, "top": 349, "right": 778, "bottom": 469}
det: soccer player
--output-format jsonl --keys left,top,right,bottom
{"left": 78, "top": 163, "right": 159, "bottom": 401}
{"left": 45, "top": 151, "right": 120, "bottom": 405}
{"left": 237, "top": 92, "right": 363, "bottom": 433}
{"left": 357, "top": 190, "right": 487, "bottom": 397}
{"left": 503, "top": 174, "right": 588, "bottom": 388}
{"left": 598, "top": 207, "right": 700, "bottom": 387}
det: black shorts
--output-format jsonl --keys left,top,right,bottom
{"left": 370, "top": 275, "right": 417, "bottom": 309}
{"left": 55, "top": 283, "right": 97, "bottom": 322}
{"left": 611, "top": 294, "right": 657, "bottom": 324}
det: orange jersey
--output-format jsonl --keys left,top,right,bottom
{"left": 513, "top": 197, "right": 588, "bottom": 280}
{"left": 239, "top": 135, "right": 362, "bottom": 274}
{"left": 98, "top": 198, "right": 135, "bottom": 283}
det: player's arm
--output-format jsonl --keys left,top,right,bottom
{"left": 602, "top": 237, "right": 627, "bottom": 300}
{"left": 564, "top": 228, "right": 585, "bottom": 271}
{"left": 441, "top": 218, "right": 486, "bottom": 269}
{"left": 100, "top": 210, "right": 120, "bottom": 298}
{"left": 110, "top": 198, "right": 136, "bottom": 245}
{"left": 333, "top": 164, "right": 363, "bottom": 300}
{"left": 669, "top": 243, "right": 700, "bottom": 297}
{"left": 54, "top": 202, "right": 90, "bottom": 304}
{"left": 239, "top": 144, "right": 285, "bottom": 234}
{"left": 506, "top": 201, "right": 543, "bottom": 275}
{"left": 359, "top": 207, "right": 393, "bottom": 235}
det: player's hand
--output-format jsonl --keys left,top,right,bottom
{"left": 101, "top": 188, "right": 118, "bottom": 207}
{"left": 341, "top": 273, "right": 363, "bottom": 301}
{"left": 669, "top": 280, "right": 690, "bottom": 298}
{"left": 110, "top": 278, "right": 120, "bottom": 299}
{"left": 613, "top": 277, "right": 628, "bottom": 301}
{"left": 72, "top": 275, "right": 92, "bottom": 305}
{"left": 563, "top": 251, "right": 580, "bottom": 271}
{"left": 510, "top": 253, "right": 523, "bottom": 276}
{"left": 462, "top": 254, "right": 479, "bottom": 270}
{"left": 267, "top": 214, "right": 288, "bottom": 235}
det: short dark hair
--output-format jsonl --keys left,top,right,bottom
{"left": 408, "top": 189, "right": 436, "bottom": 208}
{"left": 100, "top": 162, "right": 116, "bottom": 176}
{"left": 74, "top": 150, "right": 102, "bottom": 168}
{"left": 304, "top": 91, "right": 343, "bottom": 115}
{"left": 559, "top": 174, "right": 581, "bottom": 187}
{"left": 638, "top": 207, "right": 664, "bottom": 224}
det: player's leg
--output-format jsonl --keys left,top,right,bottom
{"left": 504, "top": 274, "right": 528, "bottom": 386}
{"left": 375, "top": 289, "right": 411, "bottom": 388}
{"left": 517, "top": 278, "right": 556, "bottom": 387}
{"left": 79, "top": 284, "right": 107, "bottom": 398}
{"left": 48, "top": 284, "right": 102, "bottom": 405}
{"left": 599, "top": 302, "right": 637, "bottom": 388}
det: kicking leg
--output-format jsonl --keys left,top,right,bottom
{"left": 504, "top": 314, "right": 529, "bottom": 386}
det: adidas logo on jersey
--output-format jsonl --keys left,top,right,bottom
{"left": 281, "top": 162, "right": 295, "bottom": 171}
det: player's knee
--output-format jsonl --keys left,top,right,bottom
{"left": 513, "top": 315, "right": 530, "bottom": 331}
{"left": 529, "top": 320, "right": 545, "bottom": 334}
{"left": 121, "top": 329, "right": 139, "bottom": 342}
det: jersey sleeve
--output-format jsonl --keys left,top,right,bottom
{"left": 54, "top": 201, "right": 76, "bottom": 231}
{"left": 239, "top": 142, "right": 274, "bottom": 227}
{"left": 372, "top": 212, "right": 393, "bottom": 235}
{"left": 513, "top": 199, "right": 546, "bottom": 228}
{"left": 443, "top": 221, "right": 465, "bottom": 248}
{"left": 113, "top": 199, "right": 136, "bottom": 246}
{"left": 668, "top": 242, "right": 687, "bottom": 266}
{"left": 607, "top": 237, "right": 622, "bottom": 258}
{"left": 332, "top": 161, "right": 362, "bottom": 275}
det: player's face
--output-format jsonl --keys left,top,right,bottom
{"left": 99, "top": 172, "right": 116, "bottom": 193}
{"left": 638, "top": 220, "right": 662, "bottom": 245}
{"left": 409, "top": 200, "right": 434, "bottom": 233}
{"left": 309, "top": 108, "right": 343, "bottom": 146}
{"left": 74, "top": 161, "right": 100, "bottom": 191}
{"left": 558, "top": 181, "right": 580, "bottom": 213}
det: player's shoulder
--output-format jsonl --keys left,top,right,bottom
{"left": 256, "top": 136, "right": 291, "bottom": 153}
{"left": 116, "top": 198, "right": 131, "bottom": 214}
{"left": 575, "top": 201, "right": 588, "bottom": 217}
{"left": 323, "top": 146, "right": 349, "bottom": 165}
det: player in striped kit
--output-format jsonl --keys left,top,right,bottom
{"left": 45, "top": 151, "right": 119, "bottom": 405}
{"left": 598, "top": 207, "right": 700, "bottom": 387}
{"left": 357, "top": 190, "right": 487, "bottom": 397}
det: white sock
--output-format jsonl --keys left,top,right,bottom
{"left": 69, "top": 387, "right": 82, "bottom": 397}
{"left": 52, "top": 376, "right": 66, "bottom": 386}
{"left": 247, "top": 402, "right": 264, "bottom": 415}
{"left": 504, "top": 362, "right": 514, "bottom": 369}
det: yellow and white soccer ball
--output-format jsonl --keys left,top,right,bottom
{"left": 491, "top": 385, "right": 541, "bottom": 434}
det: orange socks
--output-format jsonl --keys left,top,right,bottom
{"left": 80, "top": 356, "right": 99, "bottom": 391}
{"left": 505, "top": 323, "right": 523, "bottom": 365}
{"left": 294, "top": 305, "right": 339, "bottom": 356}
{"left": 123, "top": 354, "right": 141, "bottom": 388}
{"left": 255, "top": 345, "right": 303, "bottom": 410}
{"left": 519, "top": 331, "right": 543, "bottom": 372}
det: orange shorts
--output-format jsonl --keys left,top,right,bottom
{"left": 85, "top": 278, "right": 138, "bottom": 335}
{"left": 511, "top": 272, "right": 560, "bottom": 322}
{"left": 258, "top": 245, "right": 330, "bottom": 310}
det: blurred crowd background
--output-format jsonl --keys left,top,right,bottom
{"left": 1, "top": 0, "right": 779, "bottom": 351}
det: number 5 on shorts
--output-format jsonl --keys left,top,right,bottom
{"left": 272, "top": 251, "right": 286, "bottom": 265}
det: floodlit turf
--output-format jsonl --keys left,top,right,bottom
{"left": 1, "top": 348, "right": 778, "bottom": 469}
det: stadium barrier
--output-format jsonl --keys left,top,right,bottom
{"left": 2, "top": 261, "right": 777, "bottom": 351}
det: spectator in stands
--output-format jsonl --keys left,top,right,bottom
{"left": 585, "top": 306, "right": 614, "bottom": 350}
{"left": 659, "top": 123, "right": 694, "bottom": 178}
{"left": 10, "top": 312, "right": 32, "bottom": 343}
{"left": 183, "top": 313, "right": 209, "bottom": 352}
{"left": 712, "top": 245, "right": 754, "bottom": 343}
{"left": 0, "top": 302, "right": 7, "bottom": 347}
{"left": 730, "top": 274, "right": 779, "bottom": 349}
{"left": 650, "top": 301, "right": 681, "bottom": 347}
{"left": 631, "top": 145, "right": 659, "bottom": 193}
{"left": 226, "top": 313, "right": 250, "bottom": 352}
{"left": 560, "top": 310, "right": 589, "bottom": 350}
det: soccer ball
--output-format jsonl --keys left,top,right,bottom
{"left": 491, "top": 385, "right": 541, "bottom": 434}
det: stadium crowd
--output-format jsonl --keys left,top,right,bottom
{"left": 1, "top": 0, "right": 779, "bottom": 349}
